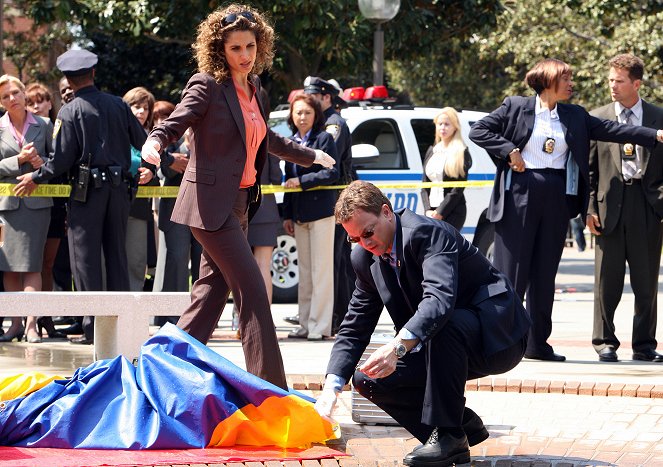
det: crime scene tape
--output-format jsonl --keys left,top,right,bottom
{"left": 0, "top": 180, "right": 494, "bottom": 198}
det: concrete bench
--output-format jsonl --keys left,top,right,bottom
{"left": 0, "top": 291, "right": 191, "bottom": 361}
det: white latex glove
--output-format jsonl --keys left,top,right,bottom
{"left": 314, "top": 387, "right": 338, "bottom": 419}
{"left": 141, "top": 138, "right": 162, "bottom": 166}
{"left": 313, "top": 149, "right": 335, "bottom": 169}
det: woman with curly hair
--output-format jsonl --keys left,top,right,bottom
{"left": 141, "top": 4, "right": 334, "bottom": 389}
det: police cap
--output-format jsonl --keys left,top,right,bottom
{"left": 304, "top": 76, "right": 347, "bottom": 107}
{"left": 56, "top": 49, "right": 98, "bottom": 77}
{"left": 303, "top": 76, "right": 339, "bottom": 96}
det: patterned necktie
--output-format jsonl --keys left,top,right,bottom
{"left": 621, "top": 108, "right": 637, "bottom": 180}
{"left": 381, "top": 253, "right": 397, "bottom": 268}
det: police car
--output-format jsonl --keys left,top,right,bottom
{"left": 268, "top": 91, "right": 496, "bottom": 302}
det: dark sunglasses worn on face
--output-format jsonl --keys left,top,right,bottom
{"left": 221, "top": 11, "right": 256, "bottom": 27}
{"left": 347, "top": 229, "right": 375, "bottom": 244}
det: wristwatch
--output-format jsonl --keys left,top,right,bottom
{"left": 393, "top": 341, "right": 407, "bottom": 359}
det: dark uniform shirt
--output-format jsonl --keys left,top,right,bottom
{"left": 32, "top": 85, "right": 146, "bottom": 183}
{"left": 323, "top": 107, "right": 355, "bottom": 185}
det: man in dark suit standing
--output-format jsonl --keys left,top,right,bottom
{"left": 587, "top": 54, "right": 663, "bottom": 363}
{"left": 314, "top": 181, "right": 530, "bottom": 467}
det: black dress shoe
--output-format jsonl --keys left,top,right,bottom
{"left": 284, "top": 315, "right": 300, "bottom": 325}
{"left": 524, "top": 352, "right": 566, "bottom": 362}
{"left": 632, "top": 349, "right": 663, "bottom": 362}
{"left": 598, "top": 347, "right": 618, "bottom": 362}
{"left": 70, "top": 336, "right": 93, "bottom": 345}
{"left": 463, "top": 408, "right": 489, "bottom": 446}
{"left": 403, "top": 429, "right": 470, "bottom": 466}
{"left": 60, "top": 323, "right": 84, "bottom": 335}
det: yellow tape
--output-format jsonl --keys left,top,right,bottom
{"left": 261, "top": 180, "right": 493, "bottom": 194}
{"left": 0, "top": 183, "right": 71, "bottom": 197}
{"left": 0, "top": 180, "right": 493, "bottom": 198}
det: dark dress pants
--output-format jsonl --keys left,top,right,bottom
{"left": 176, "top": 189, "right": 287, "bottom": 390}
{"left": 352, "top": 307, "right": 526, "bottom": 443}
{"left": 332, "top": 223, "right": 356, "bottom": 334}
{"left": 592, "top": 182, "right": 662, "bottom": 353}
{"left": 493, "top": 169, "right": 569, "bottom": 356}
{"left": 68, "top": 182, "right": 131, "bottom": 340}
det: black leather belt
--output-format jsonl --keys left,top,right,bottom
{"left": 624, "top": 178, "right": 641, "bottom": 186}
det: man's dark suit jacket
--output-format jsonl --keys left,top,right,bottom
{"left": 149, "top": 73, "right": 315, "bottom": 231}
{"left": 588, "top": 101, "right": 663, "bottom": 235}
{"left": 326, "top": 209, "right": 531, "bottom": 382}
{"left": 469, "top": 96, "right": 659, "bottom": 223}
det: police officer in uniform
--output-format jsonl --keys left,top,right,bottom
{"left": 14, "top": 49, "right": 148, "bottom": 344}
{"left": 299, "top": 76, "right": 356, "bottom": 334}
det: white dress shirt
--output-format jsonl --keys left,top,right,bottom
{"left": 615, "top": 98, "right": 643, "bottom": 180}
{"left": 521, "top": 96, "right": 569, "bottom": 170}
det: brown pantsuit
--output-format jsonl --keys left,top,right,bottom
{"left": 149, "top": 73, "right": 316, "bottom": 391}
{"left": 178, "top": 190, "right": 286, "bottom": 388}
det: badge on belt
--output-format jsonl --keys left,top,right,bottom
{"left": 542, "top": 137, "right": 555, "bottom": 154}
{"left": 622, "top": 143, "right": 635, "bottom": 160}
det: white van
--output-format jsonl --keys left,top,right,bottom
{"left": 268, "top": 105, "right": 496, "bottom": 302}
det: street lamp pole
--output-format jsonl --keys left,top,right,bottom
{"left": 358, "top": 0, "right": 401, "bottom": 87}
{"left": 373, "top": 22, "right": 384, "bottom": 86}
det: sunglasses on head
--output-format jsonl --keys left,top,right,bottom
{"left": 347, "top": 229, "right": 375, "bottom": 244}
{"left": 221, "top": 11, "right": 256, "bottom": 27}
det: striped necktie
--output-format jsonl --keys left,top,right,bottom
{"left": 621, "top": 108, "right": 637, "bottom": 180}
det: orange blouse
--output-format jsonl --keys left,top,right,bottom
{"left": 234, "top": 79, "right": 267, "bottom": 188}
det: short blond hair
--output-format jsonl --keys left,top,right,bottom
{"left": 0, "top": 74, "right": 25, "bottom": 92}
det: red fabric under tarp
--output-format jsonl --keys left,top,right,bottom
{"left": 0, "top": 445, "right": 348, "bottom": 467}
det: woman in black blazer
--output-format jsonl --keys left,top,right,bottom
{"left": 421, "top": 107, "right": 472, "bottom": 231}
{"left": 282, "top": 93, "right": 339, "bottom": 341}
{"left": 470, "top": 58, "right": 663, "bottom": 362}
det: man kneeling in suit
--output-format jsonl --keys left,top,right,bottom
{"left": 315, "top": 181, "right": 531, "bottom": 466}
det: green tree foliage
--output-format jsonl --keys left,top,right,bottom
{"left": 19, "top": 0, "right": 501, "bottom": 106}
{"left": 2, "top": 2, "right": 71, "bottom": 86}
{"left": 391, "top": 0, "right": 662, "bottom": 111}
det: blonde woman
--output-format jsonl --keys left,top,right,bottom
{"left": 0, "top": 75, "right": 53, "bottom": 343}
{"left": 421, "top": 107, "right": 472, "bottom": 230}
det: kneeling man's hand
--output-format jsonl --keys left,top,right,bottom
{"left": 314, "top": 388, "right": 338, "bottom": 418}
{"left": 358, "top": 344, "right": 398, "bottom": 379}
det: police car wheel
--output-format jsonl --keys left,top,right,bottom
{"left": 271, "top": 233, "right": 299, "bottom": 303}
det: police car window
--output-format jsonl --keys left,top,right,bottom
{"left": 411, "top": 119, "right": 435, "bottom": 162}
{"left": 268, "top": 117, "right": 290, "bottom": 137}
{"left": 351, "top": 119, "right": 405, "bottom": 170}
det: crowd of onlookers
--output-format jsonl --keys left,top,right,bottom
{"left": 0, "top": 76, "right": 204, "bottom": 344}
{"left": 0, "top": 70, "right": 354, "bottom": 348}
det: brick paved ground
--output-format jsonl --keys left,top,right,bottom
{"left": 132, "top": 388, "right": 663, "bottom": 467}
{"left": 3, "top": 248, "right": 663, "bottom": 466}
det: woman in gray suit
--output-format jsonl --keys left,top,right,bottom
{"left": 0, "top": 75, "right": 52, "bottom": 343}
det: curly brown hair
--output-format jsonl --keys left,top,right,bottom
{"left": 193, "top": 4, "right": 275, "bottom": 83}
